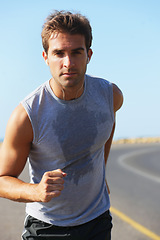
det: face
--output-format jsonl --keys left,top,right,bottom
{"left": 43, "top": 32, "right": 92, "bottom": 91}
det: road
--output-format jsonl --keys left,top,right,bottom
{"left": 107, "top": 143, "right": 160, "bottom": 240}
{"left": 0, "top": 143, "right": 160, "bottom": 240}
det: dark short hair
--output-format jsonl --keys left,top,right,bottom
{"left": 41, "top": 10, "right": 92, "bottom": 54}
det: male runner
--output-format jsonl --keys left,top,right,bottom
{"left": 0, "top": 10, "right": 123, "bottom": 239}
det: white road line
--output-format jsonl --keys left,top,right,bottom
{"left": 118, "top": 147, "right": 160, "bottom": 184}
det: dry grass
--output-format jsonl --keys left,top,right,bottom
{"left": 113, "top": 137, "right": 160, "bottom": 144}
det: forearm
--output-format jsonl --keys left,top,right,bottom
{"left": 104, "top": 122, "right": 115, "bottom": 194}
{"left": 104, "top": 122, "right": 115, "bottom": 165}
{"left": 0, "top": 169, "right": 66, "bottom": 203}
{"left": 0, "top": 176, "right": 37, "bottom": 203}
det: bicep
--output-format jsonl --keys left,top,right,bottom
{"left": 0, "top": 104, "right": 33, "bottom": 177}
{"left": 112, "top": 83, "right": 123, "bottom": 113}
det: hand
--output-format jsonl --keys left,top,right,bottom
{"left": 34, "top": 169, "right": 66, "bottom": 202}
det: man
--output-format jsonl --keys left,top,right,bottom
{"left": 0, "top": 11, "right": 123, "bottom": 239}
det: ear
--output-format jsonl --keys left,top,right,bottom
{"left": 42, "top": 51, "right": 49, "bottom": 65}
{"left": 87, "top": 49, "right": 93, "bottom": 63}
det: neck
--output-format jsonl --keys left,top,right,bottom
{"left": 50, "top": 78, "right": 85, "bottom": 101}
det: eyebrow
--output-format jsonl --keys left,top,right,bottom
{"left": 72, "top": 47, "right": 85, "bottom": 52}
{"left": 52, "top": 47, "right": 85, "bottom": 54}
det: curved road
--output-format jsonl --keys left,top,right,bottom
{"left": 107, "top": 143, "right": 160, "bottom": 240}
{"left": 0, "top": 143, "right": 160, "bottom": 239}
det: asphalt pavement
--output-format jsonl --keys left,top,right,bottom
{"left": 0, "top": 143, "right": 160, "bottom": 240}
{"left": 108, "top": 143, "right": 160, "bottom": 240}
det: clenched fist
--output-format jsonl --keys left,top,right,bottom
{"left": 34, "top": 169, "right": 67, "bottom": 202}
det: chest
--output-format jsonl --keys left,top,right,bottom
{"left": 34, "top": 101, "right": 113, "bottom": 160}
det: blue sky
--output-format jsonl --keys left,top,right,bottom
{"left": 0, "top": 0, "right": 160, "bottom": 140}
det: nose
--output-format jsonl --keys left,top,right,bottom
{"left": 63, "top": 55, "right": 74, "bottom": 68}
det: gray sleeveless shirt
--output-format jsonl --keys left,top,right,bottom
{"left": 21, "top": 74, "right": 114, "bottom": 226}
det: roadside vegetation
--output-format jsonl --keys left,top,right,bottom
{"left": 113, "top": 137, "right": 160, "bottom": 144}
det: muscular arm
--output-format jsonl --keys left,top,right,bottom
{"left": 0, "top": 104, "right": 33, "bottom": 202}
{"left": 104, "top": 83, "right": 123, "bottom": 193}
{"left": 0, "top": 104, "right": 66, "bottom": 202}
{"left": 105, "top": 83, "right": 123, "bottom": 163}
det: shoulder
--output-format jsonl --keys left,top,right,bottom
{"left": 86, "top": 75, "right": 112, "bottom": 91}
{"left": 87, "top": 74, "right": 110, "bottom": 84}
{"left": 21, "top": 81, "right": 50, "bottom": 123}
{"left": 5, "top": 104, "right": 33, "bottom": 145}
{"left": 22, "top": 81, "right": 48, "bottom": 104}
{"left": 86, "top": 75, "right": 123, "bottom": 112}
{"left": 112, "top": 83, "right": 123, "bottom": 113}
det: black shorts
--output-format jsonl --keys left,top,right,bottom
{"left": 22, "top": 210, "right": 113, "bottom": 240}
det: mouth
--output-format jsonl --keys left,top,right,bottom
{"left": 61, "top": 72, "right": 78, "bottom": 79}
{"left": 62, "top": 72, "right": 77, "bottom": 76}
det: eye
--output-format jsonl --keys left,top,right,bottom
{"left": 72, "top": 51, "right": 81, "bottom": 55}
{"left": 52, "top": 50, "right": 64, "bottom": 57}
{"left": 56, "top": 52, "right": 64, "bottom": 57}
